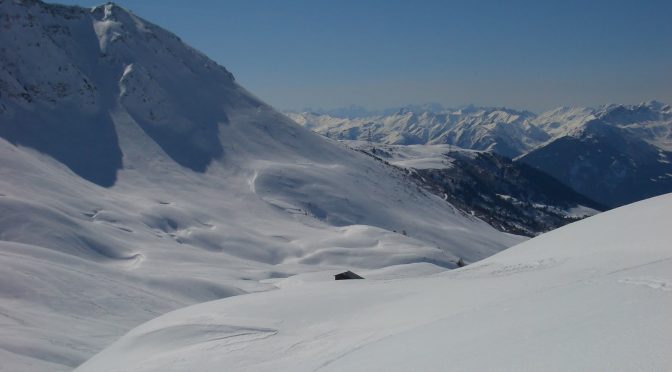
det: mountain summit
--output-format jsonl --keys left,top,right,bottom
{"left": 0, "top": 0, "right": 240, "bottom": 184}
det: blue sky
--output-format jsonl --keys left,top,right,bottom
{"left": 52, "top": 0, "right": 672, "bottom": 112}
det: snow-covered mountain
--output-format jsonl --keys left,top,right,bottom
{"left": 520, "top": 102, "right": 672, "bottom": 207}
{"left": 0, "top": 1, "right": 524, "bottom": 371}
{"left": 289, "top": 101, "right": 672, "bottom": 207}
{"left": 287, "top": 106, "right": 546, "bottom": 158}
{"left": 346, "top": 141, "right": 604, "bottom": 236}
{"left": 76, "top": 193, "right": 672, "bottom": 372}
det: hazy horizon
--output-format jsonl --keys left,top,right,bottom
{"left": 284, "top": 100, "right": 671, "bottom": 117}
{"left": 50, "top": 0, "right": 672, "bottom": 112}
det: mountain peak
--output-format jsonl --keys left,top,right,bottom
{"left": 91, "top": 2, "right": 121, "bottom": 14}
{"left": 641, "top": 99, "right": 665, "bottom": 110}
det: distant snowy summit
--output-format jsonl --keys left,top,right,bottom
{"left": 521, "top": 101, "right": 672, "bottom": 207}
{"left": 288, "top": 101, "right": 672, "bottom": 207}
{"left": 287, "top": 100, "right": 671, "bottom": 157}
{"left": 287, "top": 105, "right": 543, "bottom": 158}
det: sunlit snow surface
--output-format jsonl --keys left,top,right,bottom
{"left": 345, "top": 141, "right": 480, "bottom": 170}
{"left": 78, "top": 194, "right": 672, "bottom": 372}
{"left": 0, "top": 2, "right": 522, "bottom": 371}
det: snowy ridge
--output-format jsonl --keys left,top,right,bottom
{"left": 287, "top": 106, "right": 545, "bottom": 158}
{"left": 0, "top": 1, "right": 523, "bottom": 371}
{"left": 77, "top": 193, "right": 672, "bottom": 372}
{"left": 289, "top": 101, "right": 672, "bottom": 207}
{"left": 520, "top": 102, "right": 672, "bottom": 207}
{"left": 288, "top": 100, "right": 672, "bottom": 157}
{"left": 531, "top": 100, "right": 672, "bottom": 151}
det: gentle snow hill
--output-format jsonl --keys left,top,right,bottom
{"left": 0, "top": 1, "right": 523, "bottom": 371}
{"left": 77, "top": 193, "right": 672, "bottom": 372}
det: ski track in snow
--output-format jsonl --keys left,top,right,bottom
{"left": 618, "top": 277, "right": 671, "bottom": 291}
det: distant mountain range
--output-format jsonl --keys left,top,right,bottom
{"left": 287, "top": 105, "right": 543, "bottom": 158}
{"left": 287, "top": 101, "right": 672, "bottom": 207}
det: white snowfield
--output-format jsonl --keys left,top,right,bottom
{"left": 345, "top": 140, "right": 481, "bottom": 170}
{"left": 76, "top": 193, "right": 672, "bottom": 372}
{"left": 0, "top": 2, "right": 522, "bottom": 371}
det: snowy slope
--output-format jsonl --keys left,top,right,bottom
{"left": 345, "top": 141, "right": 481, "bottom": 170}
{"left": 0, "top": 1, "right": 523, "bottom": 371}
{"left": 77, "top": 193, "right": 672, "bottom": 372}
{"left": 345, "top": 141, "right": 604, "bottom": 236}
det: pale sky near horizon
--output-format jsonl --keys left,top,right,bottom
{"left": 51, "top": 0, "right": 672, "bottom": 113}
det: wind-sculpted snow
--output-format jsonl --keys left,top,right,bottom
{"left": 77, "top": 193, "right": 672, "bottom": 372}
{"left": 0, "top": 2, "right": 524, "bottom": 371}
